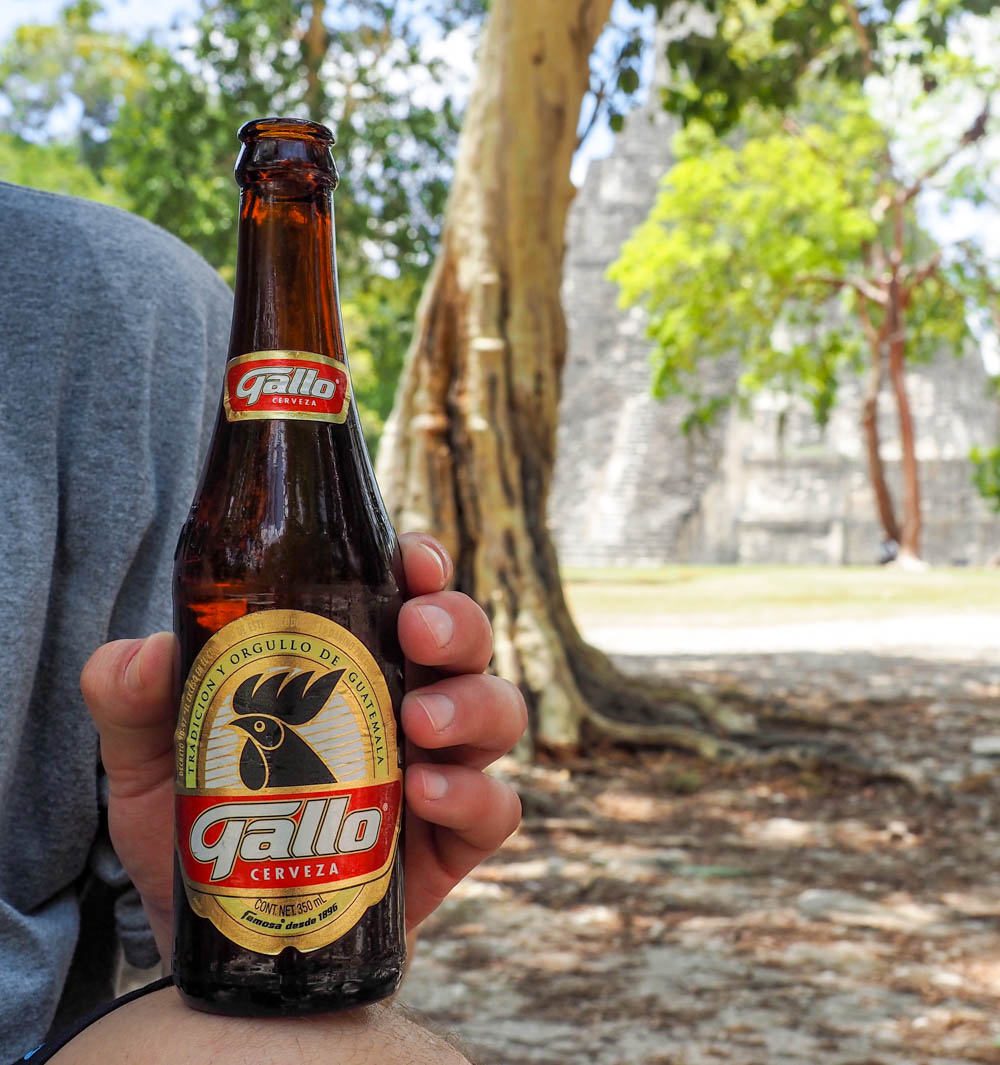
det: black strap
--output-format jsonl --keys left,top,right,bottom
{"left": 18, "top": 977, "right": 173, "bottom": 1063}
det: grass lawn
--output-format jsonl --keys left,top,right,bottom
{"left": 560, "top": 565, "right": 1000, "bottom": 623}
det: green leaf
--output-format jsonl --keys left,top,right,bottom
{"left": 617, "top": 67, "right": 640, "bottom": 95}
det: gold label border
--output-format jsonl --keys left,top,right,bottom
{"left": 188, "top": 869, "right": 393, "bottom": 955}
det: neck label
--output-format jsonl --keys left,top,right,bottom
{"left": 224, "top": 350, "right": 351, "bottom": 423}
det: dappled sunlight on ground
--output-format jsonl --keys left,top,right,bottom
{"left": 401, "top": 650, "right": 1000, "bottom": 1064}
{"left": 593, "top": 789, "right": 674, "bottom": 822}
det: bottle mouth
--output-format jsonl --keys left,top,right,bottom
{"left": 235, "top": 117, "right": 338, "bottom": 191}
{"left": 238, "top": 117, "right": 335, "bottom": 145}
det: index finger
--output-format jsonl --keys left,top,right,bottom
{"left": 400, "top": 532, "right": 454, "bottom": 597}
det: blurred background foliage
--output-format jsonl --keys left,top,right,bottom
{"left": 0, "top": 0, "right": 485, "bottom": 447}
{"left": 609, "top": 1, "right": 1000, "bottom": 549}
{"left": 0, "top": 0, "right": 664, "bottom": 448}
{"left": 609, "top": 78, "right": 991, "bottom": 431}
{"left": 2, "top": 0, "right": 1000, "bottom": 464}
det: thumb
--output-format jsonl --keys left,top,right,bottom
{"left": 81, "top": 632, "right": 179, "bottom": 960}
{"left": 81, "top": 631, "right": 178, "bottom": 798}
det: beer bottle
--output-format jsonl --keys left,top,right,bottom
{"left": 172, "top": 117, "right": 405, "bottom": 1015}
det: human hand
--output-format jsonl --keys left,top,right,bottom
{"left": 80, "top": 533, "right": 525, "bottom": 961}
{"left": 394, "top": 534, "right": 526, "bottom": 930}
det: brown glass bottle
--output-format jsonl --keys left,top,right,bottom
{"left": 172, "top": 118, "right": 405, "bottom": 1016}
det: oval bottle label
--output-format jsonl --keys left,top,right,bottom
{"left": 223, "top": 349, "right": 352, "bottom": 423}
{"left": 174, "top": 609, "right": 401, "bottom": 955}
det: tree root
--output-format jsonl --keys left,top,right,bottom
{"left": 564, "top": 633, "right": 929, "bottom": 792}
{"left": 577, "top": 705, "right": 930, "bottom": 792}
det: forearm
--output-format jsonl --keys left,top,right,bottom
{"left": 49, "top": 986, "right": 469, "bottom": 1065}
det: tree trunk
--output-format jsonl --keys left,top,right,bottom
{"left": 886, "top": 285, "right": 922, "bottom": 560}
{"left": 303, "top": 0, "right": 327, "bottom": 118}
{"left": 376, "top": 0, "right": 907, "bottom": 766}
{"left": 377, "top": 0, "right": 614, "bottom": 750}
{"left": 860, "top": 340, "right": 901, "bottom": 546}
{"left": 376, "top": 0, "right": 757, "bottom": 754}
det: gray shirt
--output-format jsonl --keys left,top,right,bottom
{"left": 0, "top": 181, "right": 233, "bottom": 1056}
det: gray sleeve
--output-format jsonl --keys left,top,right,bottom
{"left": 0, "top": 182, "right": 233, "bottom": 1053}
{"left": 87, "top": 242, "right": 232, "bottom": 968}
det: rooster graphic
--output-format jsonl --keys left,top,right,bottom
{"left": 228, "top": 669, "right": 345, "bottom": 790}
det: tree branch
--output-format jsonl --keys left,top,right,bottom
{"left": 890, "top": 196, "right": 904, "bottom": 278}
{"left": 799, "top": 273, "right": 888, "bottom": 305}
{"left": 302, "top": 0, "right": 327, "bottom": 119}
{"left": 899, "top": 100, "right": 991, "bottom": 207}
{"left": 782, "top": 117, "right": 838, "bottom": 170}
{"left": 899, "top": 249, "right": 942, "bottom": 291}
{"left": 855, "top": 290, "right": 881, "bottom": 349}
{"left": 576, "top": 73, "right": 607, "bottom": 150}
{"left": 843, "top": 0, "right": 873, "bottom": 76}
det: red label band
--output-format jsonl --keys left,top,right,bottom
{"left": 177, "top": 781, "right": 401, "bottom": 893}
{"left": 224, "top": 350, "right": 351, "bottom": 422}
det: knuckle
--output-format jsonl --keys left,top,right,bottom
{"left": 501, "top": 785, "right": 523, "bottom": 837}
{"left": 79, "top": 647, "right": 113, "bottom": 706}
{"left": 510, "top": 686, "right": 529, "bottom": 735}
{"left": 487, "top": 676, "right": 527, "bottom": 739}
{"left": 81, "top": 639, "right": 145, "bottom": 711}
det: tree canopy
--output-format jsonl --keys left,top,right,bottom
{"left": 623, "top": 0, "right": 1000, "bottom": 550}
{"left": 0, "top": 0, "right": 483, "bottom": 443}
{"left": 654, "top": 0, "right": 1000, "bottom": 133}
{"left": 610, "top": 84, "right": 982, "bottom": 426}
{"left": 610, "top": 27, "right": 1000, "bottom": 558}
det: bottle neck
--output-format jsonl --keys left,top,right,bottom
{"left": 229, "top": 182, "right": 347, "bottom": 362}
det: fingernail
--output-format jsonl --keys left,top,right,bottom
{"left": 418, "top": 541, "right": 449, "bottom": 585}
{"left": 415, "top": 605, "right": 454, "bottom": 649}
{"left": 421, "top": 768, "right": 449, "bottom": 801}
{"left": 123, "top": 637, "right": 148, "bottom": 693}
{"left": 414, "top": 693, "right": 455, "bottom": 734}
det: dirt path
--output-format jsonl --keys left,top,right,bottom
{"left": 399, "top": 642, "right": 1000, "bottom": 1064}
